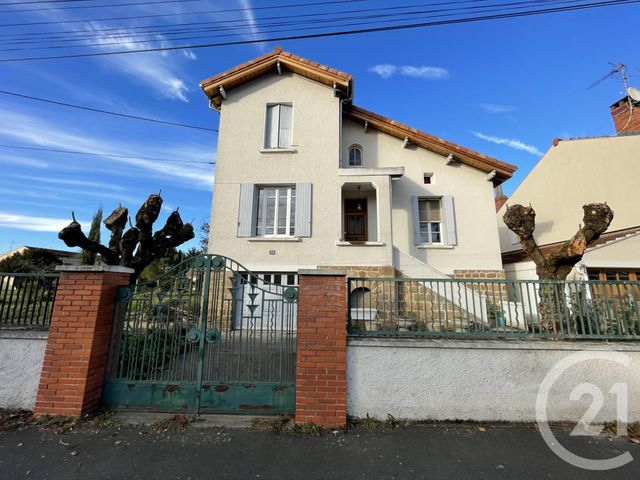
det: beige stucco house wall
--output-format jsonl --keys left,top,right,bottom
{"left": 497, "top": 133, "right": 640, "bottom": 280}
{"left": 204, "top": 48, "right": 515, "bottom": 277}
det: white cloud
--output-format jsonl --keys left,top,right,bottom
{"left": 84, "top": 22, "right": 193, "bottom": 102}
{"left": 0, "top": 212, "right": 87, "bottom": 232}
{"left": 472, "top": 131, "right": 543, "bottom": 156}
{"left": 477, "top": 103, "right": 516, "bottom": 114}
{"left": 237, "top": 0, "right": 267, "bottom": 52}
{"left": 0, "top": 106, "right": 214, "bottom": 190}
{"left": 400, "top": 66, "right": 449, "bottom": 80}
{"left": 369, "top": 64, "right": 449, "bottom": 80}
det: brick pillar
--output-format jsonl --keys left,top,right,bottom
{"left": 34, "top": 266, "right": 133, "bottom": 417}
{"left": 295, "top": 269, "right": 347, "bottom": 429}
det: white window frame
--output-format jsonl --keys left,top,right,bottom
{"left": 264, "top": 103, "right": 293, "bottom": 149}
{"left": 348, "top": 144, "right": 363, "bottom": 166}
{"left": 418, "top": 197, "right": 443, "bottom": 245}
{"left": 255, "top": 185, "right": 296, "bottom": 237}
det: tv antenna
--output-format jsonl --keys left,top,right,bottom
{"left": 589, "top": 62, "right": 640, "bottom": 133}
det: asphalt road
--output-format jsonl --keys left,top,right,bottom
{"left": 1, "top": 421, "right": 638, "bottom": 479}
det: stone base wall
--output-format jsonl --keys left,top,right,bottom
{"left": 319, "top": 265, "right": 396, "bottom": 278}
{"left": 0, "top": 330, "right": 47, "bottom": 410}
{"left": 453, "top": 269, "right": 508, "bottom": 304}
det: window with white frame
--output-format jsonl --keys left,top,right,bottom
{"left": 255, "top": 186, "right": 296, "bottom": 236}
{"left": 348, "top": 145, "right": 363, "bottom": 166}
{"left": 264, "top": 103, "right": 293, "bottom": 149}
{"left": 418, "top": 198, "right": 442, "bottom": 244}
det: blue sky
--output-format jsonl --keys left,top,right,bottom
{"left": 0, "top": 0, "right": 638, "bottom": 252}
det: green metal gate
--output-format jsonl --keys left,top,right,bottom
{"left": 102, "top": 255, "right": 298, "bottom": 414}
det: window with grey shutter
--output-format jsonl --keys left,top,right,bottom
{"left": 237, "top": 183, "right": 256, "bottom": 237}
{"left": 294, "top": 182, "right": 312, "bottom": 237}
{"left": 264, "top": 103, "right": 292, "bottom": 149}
{"left": 413, "top": 196, "right": 457, "bottom": 246}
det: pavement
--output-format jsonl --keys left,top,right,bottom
{"left": 1, "top": 416, "right": 639, "bottom": 479}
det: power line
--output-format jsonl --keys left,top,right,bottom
{"left": 0, "top": 0, "right": 367, "bottom": 27}
{"left": 1, "top": 0, "right": 209, "bottom": 14}
{"left": 0, "top": 0, "right": 583, "bottom": 53}
{"left": 0, "top": 0, "right": 636, "bottom": 62}
{"left": 0, "top": 0, "right": 564, "bottom": 48}
{"left": 0, "top": 89, "right": 218, "bottom": 132}
{"left": 0, "top": 144, "right": 216, "bottom": 165}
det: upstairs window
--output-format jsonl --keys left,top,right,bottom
{"left": 255, "top": 186, "right": 296, "bottom": 237}
{"left": 348, "top": 145, "right": 363, "bottom": 166}
{"left": 418, "top": 198, "right": 442, "bottom": 244}
{"left": 264, "top": 103, "right": 293, "bottom": 149}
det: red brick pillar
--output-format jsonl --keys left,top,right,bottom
{"left": 295, "top": 269, "right": 348, "bottom": 429}
{"left": 34, "top": 266, "right": 133, "bottom": 417}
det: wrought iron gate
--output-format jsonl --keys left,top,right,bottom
{"left": 102, "top": 255, "right": 298, "bottom": 414}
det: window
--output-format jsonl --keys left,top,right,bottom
{"left": 423, "top": 173, "right": 433, "bottom": 184}
{"left": 348, "top": 145, "right": 363, "bottom": 166}
{"left": 264, "top": 103, "right": 293, "bottom": 149}
{"left": 255, "top": 186, "right": 296, "bottom": 236}
{"left": 418, "top": 198, "right": 442, "bottom": 244}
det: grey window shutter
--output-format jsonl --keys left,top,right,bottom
{"left": 442, "top": 195, "right": 458, "bottom": 246}
{"left": 237, "top": 183, "right": 256, "bottom": 237}
{"left": 411, "top": 196, "right": 421, "bottom": 245}
{"left": 265, "top": 105, "right": 279, "bottom": 148}
{"left": 294, "top": 182, "right": 312, "bottom": 237}
{"left": 278, "top": 104, "right": 292, "bottom": 148}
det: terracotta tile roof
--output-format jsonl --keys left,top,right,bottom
{"left": 344, "top": 105, "right": 517, "bottom": 183}
{"left": 200, "top": 46, "right": 352, "bottom": 107}
{"left": 501, "top": 226, "right": 640, "bottom": 264}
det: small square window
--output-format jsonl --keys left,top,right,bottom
{"left": 423, "top": 173, "right": 433, "bottom": 184}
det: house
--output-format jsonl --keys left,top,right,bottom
{"left": 200, "top": 47, "right": 516, "bottom": 285}
{"left": 0, "top": 245, "right": 80, "bottom": 268}
{"left": 497, "top": 94, "right": 640, "bottom": 282}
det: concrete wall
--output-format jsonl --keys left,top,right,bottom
{"left": 348, "top": 337, "right": 640, "bottom": 422}
{"left": 0, "top": 330, "right": 47, "bottom": 410}
{"left": 498, "top": 134, "right": 640, "bottom": 255}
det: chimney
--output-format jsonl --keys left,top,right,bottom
{"left": 494, "top": 185, "right": 508, "bottom": 212}
{"left": 611, "top": 96, "right": 640, "bottom": 134}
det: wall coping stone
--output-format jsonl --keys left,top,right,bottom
{"left": 298, "top": 268, "right": 347, "bottom": 276}
{"left": 348, "top": 337, "right": 640, "bottom": 352}
{"left": 0, "top": 329, "right": 48, "bottom": 340}
{"left": 56, "top": 265, "right": 135, "bottom": 274}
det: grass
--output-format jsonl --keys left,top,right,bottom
{"left": 150, "top": 414, "right": 196, "bottom": 433}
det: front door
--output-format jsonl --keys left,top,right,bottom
{"left": 344, "top": 199, "right": 368, "bottom": 241}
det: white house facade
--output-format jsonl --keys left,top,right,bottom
{"left": 200, "top": 48, "right": 516, "bottom": 281}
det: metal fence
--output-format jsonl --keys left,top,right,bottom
{"left": 348, "top": 277, "right": 640, "bottom": 340}
{"left": 0, "top": 273, "right": 59, "bottom": 328}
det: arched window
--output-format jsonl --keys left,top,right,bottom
{"left": 348, "top": 145, "right": 363, "bottom": 167}
{"left": 350, "top": 287, "right": 372, "bottom": 308}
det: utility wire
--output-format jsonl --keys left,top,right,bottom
{"left": 0, "top": 0, "right": 585, "bottom": 53}
{"left": 0, "top": 144, "right": 216, "bottom": 165}
{"left": 0, "top": 0, "right": 566, "bottom": 47}
{"left": 0, "top": 0, "right": 636, "bottom": 62}
{"left": 0, "top": 89, "right": 218, "bottom": 132}
{"left": 1, "top": 0, "right": 209, "bottom": 14}
{"left": 0, "top": 0, "right": 367, "bottom": 27}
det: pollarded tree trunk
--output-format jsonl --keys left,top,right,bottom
{"left": 58, "top": 194, "right": 194, "bottom": 283}
{"left": 503, "top": 203, "right": 614, "bottom": 332}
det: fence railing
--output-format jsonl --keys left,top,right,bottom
{"left": 0, "top": 273, "right": 59, "bottom": 328}
{"left": 347, "top": 277, "right": 640, "bottom": 340}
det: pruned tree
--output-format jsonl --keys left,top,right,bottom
{"left": 58, "top": 193, "right": 195, "bottom": 282}
{"left": 503, "top": 203, "right": 614, "bottom": 331}
{"left": 81, "top": 207, "right": 103, "bottom": 265}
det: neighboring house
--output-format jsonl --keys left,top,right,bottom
{"left": 200, "top": 47, "right": 516, "bottom": 284}
{"left": 0, "top": 245, "right": 81, "bottom": 267}
{"left": 497, "top": 94, "right": 640, "bottom": 282}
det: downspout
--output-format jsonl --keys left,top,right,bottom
{"left": 337, "top": 81, "right": 353, "bottom": 168}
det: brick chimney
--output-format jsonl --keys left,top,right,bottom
{"left": 494, "top": 185, "right": 508, "bottom": 212}
{"left": 611, "top": 96, "right": 640, "bottom": 134}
